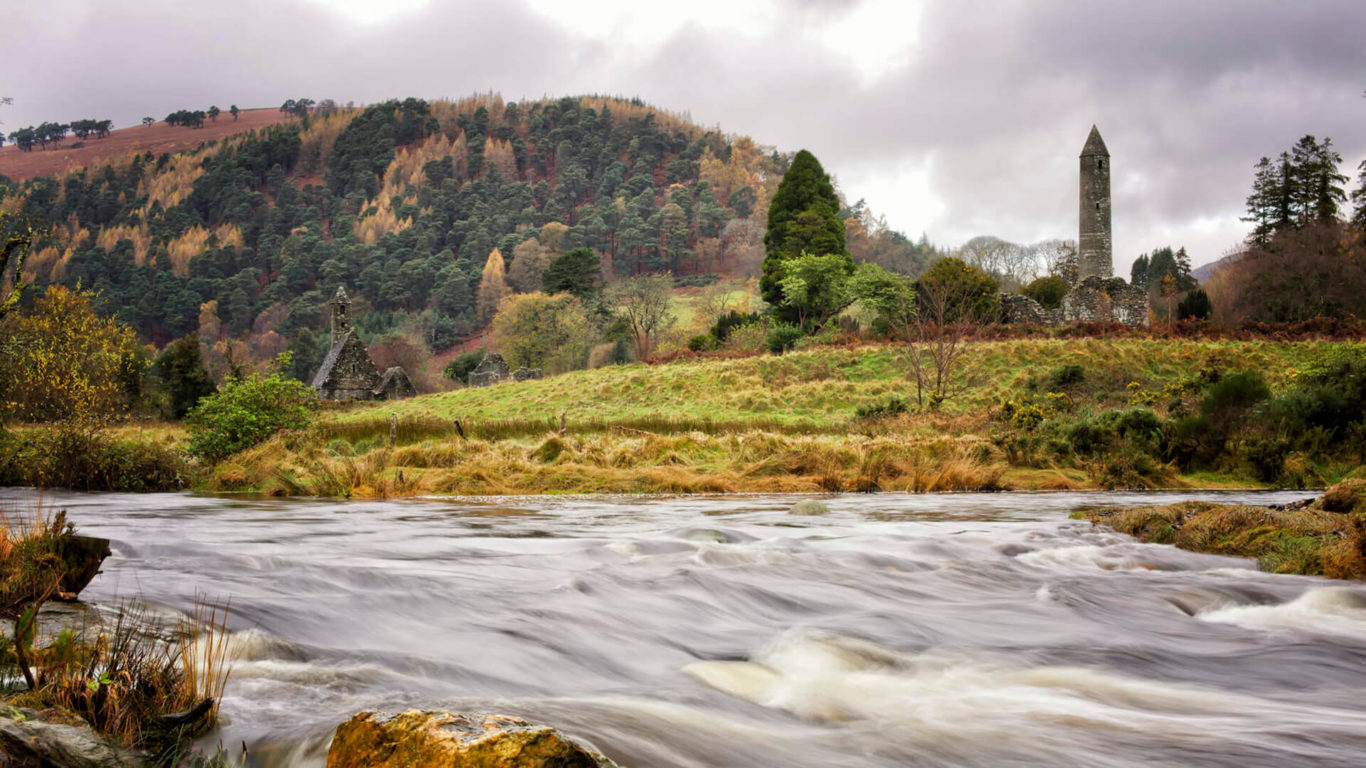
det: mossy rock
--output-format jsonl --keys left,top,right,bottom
{"left": 326, "top": 710, "right": 619, "bottom": 768}
{"left": 1319, "top": 478, "right": 1366, "bottom": 514}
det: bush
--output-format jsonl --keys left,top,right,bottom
{"left": 1043, "top": 363, "right": 1086, "bottom": 391}
{"left": 766, "top": 324, "right": 804, "bottom": 355}
{"left": 442, "top": 350, "right": 483, "bottom": 384}
{"left": 855, "top": 397, "right": 908, "bottom": 420}
{"left": 186, "top": 357, "right": 316, "bottom": 463}
{"left": 687, "top": 334, "right": 720, "bottom": 352}
{"left": 1021, "top": 275, "right": 1069, "bottom": 311}
{"left": 711, "top": 310, "right": 762, "bottom": 343}
{"left": 673, "top": 274, "right": 719, "bottom": 288}
{"left": 0, "top": 428, "right": 186, "bottom": 491}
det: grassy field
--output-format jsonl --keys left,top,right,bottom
{"left": 199, "top": 337, "right": 1347, "bottom": 497}
{"left": 335, "top": 338, "right": 1333, "bottom": 426}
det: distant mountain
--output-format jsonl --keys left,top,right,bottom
{"left": 1192, "top": 250, "right": 1243, "bottom": 284}
{"left": 0, "top": 94, "right": 934, "bottom": 380}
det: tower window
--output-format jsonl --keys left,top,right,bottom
{"left": 1095, "top": 202, "right": 1101, "bottom": 210}
{"left": 1097, "top": 158, "right": 1104, "bottom": 170}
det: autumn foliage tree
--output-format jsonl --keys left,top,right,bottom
{"left": 491, "top": 292, "right": 592, "bottom": 373}
{"left": 0, "top": 285, "right": 143, "bottom": 424}
{"left": 475, "top": 248, "right": 511, "bottom": 327}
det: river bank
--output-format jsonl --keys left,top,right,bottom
{"left": 1078, "top": 475, "right": 1366, "bottom": 579}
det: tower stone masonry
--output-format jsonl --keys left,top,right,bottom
{"left": 1078, "top": 125, "right": 1112, "bottom": 279}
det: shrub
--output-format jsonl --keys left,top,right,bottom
{"left": 186, "top": 356, "right": 316, "bottom": 463}
{"left": 855, "top": 397, "right": 908, "bottom": 420}
{"left": 687, "top": 334, "right": 720, "bottom": 352}
{"left": 1043, "top": 363, "right": 1086, "bottom": 391}
{"left": 442, "top": 350, "right": 483, "bottom": 384}
{"left": 711, "top": 310, "right": 762, "bottom": 343}
{"left": 766, "top": 324, "right": 804, "bottom": 354}
{"left": 1021, "top": 275, "right": 1069, "bottom": 310}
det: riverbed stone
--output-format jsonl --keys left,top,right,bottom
{"left": 790, "top": 500, "right": 830, "bottom": 516}
{"left": 326, "top": 710, "right": 618, "bottom": 768}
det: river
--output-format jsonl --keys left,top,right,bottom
{"left": 8, "top": 488, "right": 1366, "bottom": 767}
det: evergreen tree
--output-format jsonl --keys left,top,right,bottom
{"left": 761, "top": 149, "right": 849, "bottom": 314}
{"left": 154, "top": 333, "right": 217, "bottom": 419}
{"left": 542, "top": 247, "right": 601, "bottom": 301}
{"left": 1353, "top": 160, "right": 1366, "bottom": 230}
{"left": 1130, "top": 253, "right": 1150, "bottom": 290}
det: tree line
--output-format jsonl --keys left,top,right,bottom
{"left": 4, "top": 118, "right": 112, "bottom": 151}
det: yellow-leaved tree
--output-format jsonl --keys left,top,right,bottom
{"left": 0, "top": 285, "right": 144, "bottom": 425}
{"left": 475, "top": 248, "right": 511, "bottom": 327}
{"left": 491, "top": 292, "right": 591, "bottom": 374}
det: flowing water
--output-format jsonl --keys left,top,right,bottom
{"left": 8, "top": 488, "right": 1366, "bottom": 768}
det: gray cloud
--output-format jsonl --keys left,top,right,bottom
{"left": 3, "top": 0, "right": 1363, "bottom": 274}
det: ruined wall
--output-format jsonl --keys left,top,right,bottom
{"left": 1061, "top": 276, "right": 1148, "bottom": 327}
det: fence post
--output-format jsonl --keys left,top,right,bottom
{"left": 389, "top": 413, "right": 397, "bottom": 448}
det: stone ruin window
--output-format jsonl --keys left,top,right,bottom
{"left": 1095, "top": 202, "right": 1101, "bottom": 210}
{"left": 1097, "top": 158, "right": 1104, "bottom": 170}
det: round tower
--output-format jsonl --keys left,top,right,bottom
{"left": 1078, "top": 125, "right": 1112, "bottom": 280}
{"left": 329, "top": 286, "right": 353, "bottom": 343}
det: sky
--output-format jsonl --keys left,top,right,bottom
{"left": 2, "top": 0, "right": 1364, "bottom": 274}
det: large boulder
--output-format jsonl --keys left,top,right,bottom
{"left": 326, "top": 710, "right": 618, "bottom": 768}
{"left": 0, "top": 708, "right": 137, "bottom": 768}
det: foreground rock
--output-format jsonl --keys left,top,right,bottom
{"left": 0, "top": 708, "right": 137, "bottom": 768}
{"left": 1078, "top": 474, "right": 1366, "bottom": 579}
{"left": 326, "top": 710, "right": 619, "bottom": 768}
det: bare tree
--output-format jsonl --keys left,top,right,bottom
{"left": 905, "top": 274, "right": 993, "bottom": 410}
{"left": 606, "top": 274, "right": 676, "bottom": 360}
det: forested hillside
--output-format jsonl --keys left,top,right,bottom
{"left": 0, "top": 95, "right": 935, "bottom": 381}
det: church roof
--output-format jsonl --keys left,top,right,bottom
{"left": 1080, "top": 125, "right": 1109, "bottom": 157}
{"left": 310, "top": 331, "right": 357, "bottom": 389}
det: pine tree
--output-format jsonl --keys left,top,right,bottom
{"left": 1352, "top": 160, "right": 1366, "bottom": 230}
{"left": 475, "top": 248, "right": 510, "bottom": 327}
{"left": 761, "top": 149, "right": 850, "bottom": 312}
{"left": 1242, "top": 156, "right": 1277, "bottom": 247}
{"left": 1130, "top": 253, "right": 1150, "bottom": 290}
{"left": 154, "top": 333, "right": 217, "bottom": 419}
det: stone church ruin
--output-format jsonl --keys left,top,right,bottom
{"left": 310, "top": 287, "right": 417, "bottom": 401}
{"left": 1005, "top": 126, "right": 1148, "bottom": 327}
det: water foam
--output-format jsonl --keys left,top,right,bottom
{"left": 683, "top": 631, "right": 1366, "bottom": 751}
{"left": 1199, "top": 587, "right": 1366, "bottom": 639}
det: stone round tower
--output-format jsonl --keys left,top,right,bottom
{"left": 1078, "top": 125, "right": 1112, "bottom": 280}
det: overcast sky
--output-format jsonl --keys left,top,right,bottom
{"left": 3, "top": 0, "right": 1364, "bottom": 273}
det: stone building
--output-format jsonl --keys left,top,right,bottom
{"left": 1059, "top": 126, "right": 1148, "bottom": 327}
{"left": 1078, "top": 125, "right": 1113, "bottom": 280}
{"left": 310, "top": 287, "right": 417, "bottom": 401}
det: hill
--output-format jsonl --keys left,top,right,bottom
{"left": 0, "top": 94, "right": 936, "bottom": 385}
{"left": 0, "top": 108, "right": 296, "bottom": 182}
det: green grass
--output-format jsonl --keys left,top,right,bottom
{"left": 336, "top": 338, "right": 1343, "bottom": 428}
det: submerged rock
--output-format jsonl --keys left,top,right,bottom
{"left": 790, "top": 500, "right": 830, "bottom": 516}
{"left": 326, "top": 710, "right": 618, "bottom": 768}
{"left": 0, "top": 708, "right": 137, "bottom": 768}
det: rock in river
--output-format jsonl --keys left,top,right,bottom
{"left": 326, "top": 710, "right": 619, "bottom": 768}
{"left": 0, "top": 708, "right": 137, "bottom": 768}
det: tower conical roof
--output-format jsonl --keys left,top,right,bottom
{"left": 332, "top": 286, "right": 351, "bottom": 304}
{"left": 1080, "top": 125, "right": 1109, "bottom": 157}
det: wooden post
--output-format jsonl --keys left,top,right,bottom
{"left": 389, "top": 413, "right": 397, "bottom": 448}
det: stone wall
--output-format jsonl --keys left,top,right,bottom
{"left": 468, "top": 352, "right": 511, "bottom": 387}
{"left": 1061, "top": 276, "right": 1148, "bottom": 327}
